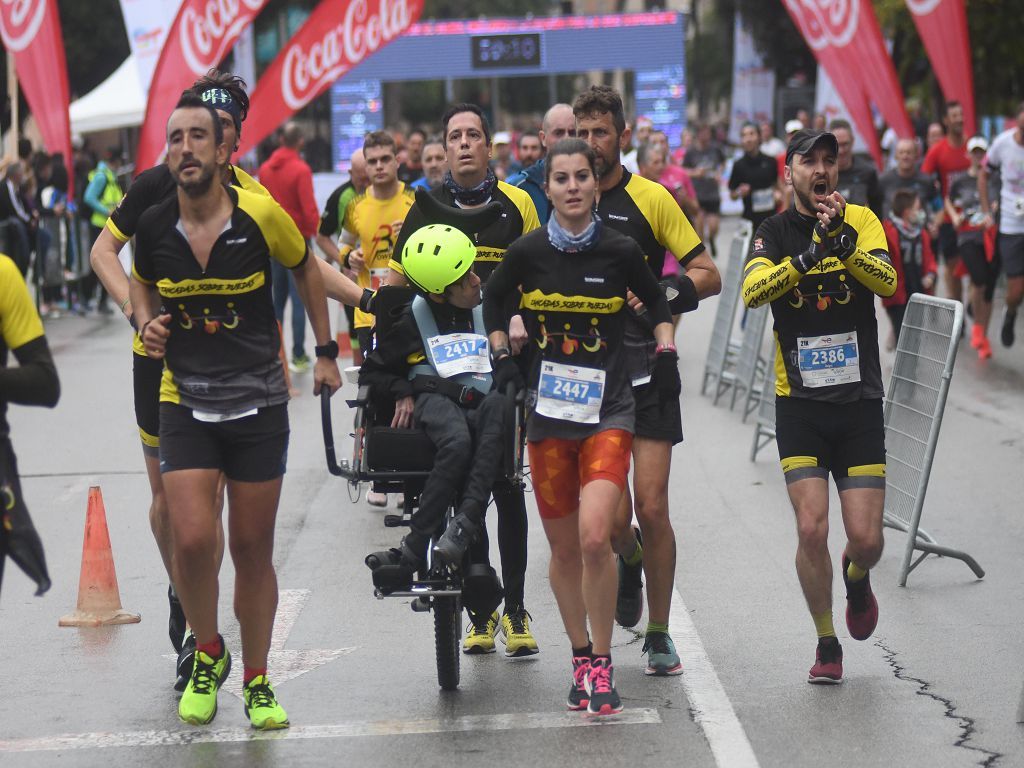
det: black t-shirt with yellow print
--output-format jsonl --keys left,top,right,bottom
{"left": 389, "top": 180, "right": 540, "bottom": 284}
{"left": 742, "top": 204, "right": 896, "bottom": 403}
{"left": 132, "top": 186, "right": 307, "bottom": 413}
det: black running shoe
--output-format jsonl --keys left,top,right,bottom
{"left": 168, "top": 584, "right": 186, "bottom": 654}
{"left": 174, "top": 632, "right": 196, "bottom": 692}
{"left": 433, "top": 513, "right": 480, "bottom": 567}
{"left": 1001, "top": 309, "right": 1016, "bottom": 348}
{"left": 615, "top": 528, "right": 644, "bottom": 628}
{"left": 585, "top": 657, "right": 623, "bottom": 716}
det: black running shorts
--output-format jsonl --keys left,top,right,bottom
{"left": 158, "top": 403, "right": 289, "bottom": 482}
{"left": 632, "top": 381, "right": 684, "bottom": 445}
{"left": 133, "top": 350, "right": 163, "bottom": 456}
{"left": 775, "top": 397, "right": 885, "bottom": 490}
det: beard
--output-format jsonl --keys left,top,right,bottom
{"left": 174, "top": 162, "right": 217, "bottom": 198}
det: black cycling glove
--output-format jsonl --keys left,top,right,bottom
{"left": 650, "top": 349, "right": 681, "bottom": 410}
{"left": 491, "top": 355, "right": 524, "bottom": 395}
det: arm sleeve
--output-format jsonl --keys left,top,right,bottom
{"left": 840, "top": 209, "right": 897, "bottom": 298}
{"left": 626, "top": 242, "right": 672, "bottom": 326}
{"left": 357, "top": 311, "right": 419, "bottom": 399}
{"left": 318, "top": 187, "right": 343, "bottom": 237}
{"left": 741, "top": 220, "right": 803, "bottom": 308}
{"left": 0, "top": 336, "right": 59, "bottom": 407}
{"left": 920, "top": 145, "right": 938, "bottom": 175}
{"left": 727, "top": 163, "right": 741, "bottom": 191}
{"left": 520, "top": 195, "right": 541, "bottom": 234}
{"left": 652, "top": 184, "right": 705, "bottom": 266}
{"left": 922, "top": 230, "right": 938, "bottom": 277}
{"left": 482, "top": 245, "right": 524, "bottom": 335}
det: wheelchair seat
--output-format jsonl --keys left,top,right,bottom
{"left": 365, "top": 426, "right": 437, "bottom": 472}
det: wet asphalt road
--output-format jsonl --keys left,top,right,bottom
{"left": 2, "top": 217, "right": 1023, "bottom": 767}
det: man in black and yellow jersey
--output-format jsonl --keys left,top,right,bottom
{"left": 741, "top": 130, "right": 897, "bottom": 685}
{"left": 573, "top": 85, "right": 720, "bottom": 677}
{"left": 337, "top": 132, "right": 414, "bottom": 365}
{"left": 0, "top": 253, "right": 60, "bottom": 598}
{"left": 388, "top": 102, "right": 542, "bottom": 658}
{"left": 129, "top": 93, "right": 340, "bottom": 730}
{"left": 89, "top": 70, "right": 264, "bottom": 684}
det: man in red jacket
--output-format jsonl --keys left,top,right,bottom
{"left": 259, "top": 123, "right": 320, "bottom": 371}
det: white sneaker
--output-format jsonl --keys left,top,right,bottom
{"left": 367, "top": 491, "right": 388, "bottom": 507}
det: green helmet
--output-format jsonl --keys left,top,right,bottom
{"left": 401, "top": 224, "right": 477, "bottom": 294}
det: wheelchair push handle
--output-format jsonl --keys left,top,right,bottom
{"left": 320, "top": 389, "right": 346, "bottom": 477}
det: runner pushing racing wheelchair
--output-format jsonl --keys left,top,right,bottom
{"left": 361, "top": 221, "right": 521, "bottom": 622}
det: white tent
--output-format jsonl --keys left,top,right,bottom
{"left": 69, "top": 55, "right": 145, "bottom": 135}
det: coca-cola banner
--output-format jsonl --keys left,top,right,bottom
{"left": 905, "top": 0, "right": 975, "bottom": 136}
{"left": 236, "top": 0, "right": 422, "bottom": 158}
{"left": 135, "top": 0, "right": 270, "bottom": 171}
{"left": 784, "top": 0, "right": 913, "bottom": 168}
{"left": 0, "top": 0, "right": 73, "bottom": 190}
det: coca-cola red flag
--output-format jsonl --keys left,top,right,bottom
{"left": 906, "top": 0, "right": 976, "bottom": 136}
{"left": 784, "top": 0, "right": 914, "bottom": 168}
{"left": 0, "top": 0, "right": 73, "bottom": 191}
{"left": 136, "top": 0, "right": 270, "bottom": 172}
{"left": 236, "top": 0, "right": 423, "bottom": 158}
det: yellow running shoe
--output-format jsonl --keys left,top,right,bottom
{"left": 462, "top": 611, "right": 498, "bottom": 654}
{"left": 178, "top": 645, "right": 231, "bottom": 725}
{"left": 500, "top": 606, "right": 539, "bottom": 657}
{"left": 243, "top": 675, "right": 290, "bottom": 730}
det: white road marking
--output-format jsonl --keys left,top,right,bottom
{"left": 168, "top": 590, "right": 355, "bottom": 699}
{"left": 671, "top": 587, "right": 761, "bottom": 768}
{"left": 0, "top": 708, "right": 663, "bottom": 753}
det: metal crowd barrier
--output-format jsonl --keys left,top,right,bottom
{"left": 882, "top": 294, "right": 983, "bottom": 586}
{"left": 749, "top": 372, "right": 776, "bottom": 462}
{"left": 701, "top": 221, "right": 751, "bottom": 400}
{"left": 729, "top": 303, "right": 770, "bottom": 416}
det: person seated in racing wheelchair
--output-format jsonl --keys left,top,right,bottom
{"left": 361, "top": 224, "right": 521, "bottom": 598}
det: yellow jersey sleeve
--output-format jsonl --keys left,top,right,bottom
{"left": 498, "top": 181, "right": 541, "bottom": 235}
{"left": 651, "top": 184, "right": 703, "bottom": 265}
{"left": 105, "top": 217, "right": 130, "bottom": 243}
{"left": 847, "top": 204, "right": 887, "bottom": 253}
{"left": 230, "top": 165, "right": 271, "bottom": 197}
{"left": 236, "top": 188, "right": 307, "bottom": 269}
{"left": 0, "top": 255, "right": 44, "bottom": 350}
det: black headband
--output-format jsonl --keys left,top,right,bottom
{"left": 201, "top": 88, "right": 242, "bottom": 133}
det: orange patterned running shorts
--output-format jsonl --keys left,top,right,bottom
{"left": 527, "top": 429, "right": 633, "bottom": 519}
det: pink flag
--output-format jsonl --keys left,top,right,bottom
{"left": 0, "top": 0, "right": 73, "bottom": 191}
{"left": 784, "top": 0, "right": 914, "bottom": 168}
{"left": 905, "top": 0, "right": 975, "bottom": 135}
{"left": 136, "top": 0, "right": 270, "bottom": 172}
{"left": 236, "top": 0, "right": 423, "bottom": 157}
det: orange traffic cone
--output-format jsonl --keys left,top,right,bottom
{"left": 59, "top": 487, "right": 141, "bottom": 627}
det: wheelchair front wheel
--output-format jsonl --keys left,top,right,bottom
{"left": 433, "top": 595, "right": 461, "bottom": 691}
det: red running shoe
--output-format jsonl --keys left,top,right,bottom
{"left": 808, "top": 637, "right": 843, "bottom": 684}
{"left": 843, "top": 552, "right": 879, "bottom": 641}
{"left": 970, "top": 323, "right": 985, "bottom": 349}
{"left": 978, "top": 337, "right": 993, "bottom": 360}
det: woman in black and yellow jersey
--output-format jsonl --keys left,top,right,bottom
{"left": 483, "top": 139, "right": 679, "bottom": 716}
{"left": 741, "top": 130, "right": 897, "bottom": 685}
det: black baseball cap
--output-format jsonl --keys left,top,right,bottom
{"left": 785, "top": 130, "right": 839, "bottom": 166}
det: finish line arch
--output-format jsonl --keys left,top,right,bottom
{"left": 327, "top": 11, "right": 687, "bottom": 171}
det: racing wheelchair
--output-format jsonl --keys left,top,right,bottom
{"left": 321, "top": 285, "right": 527, "bottom": 692}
